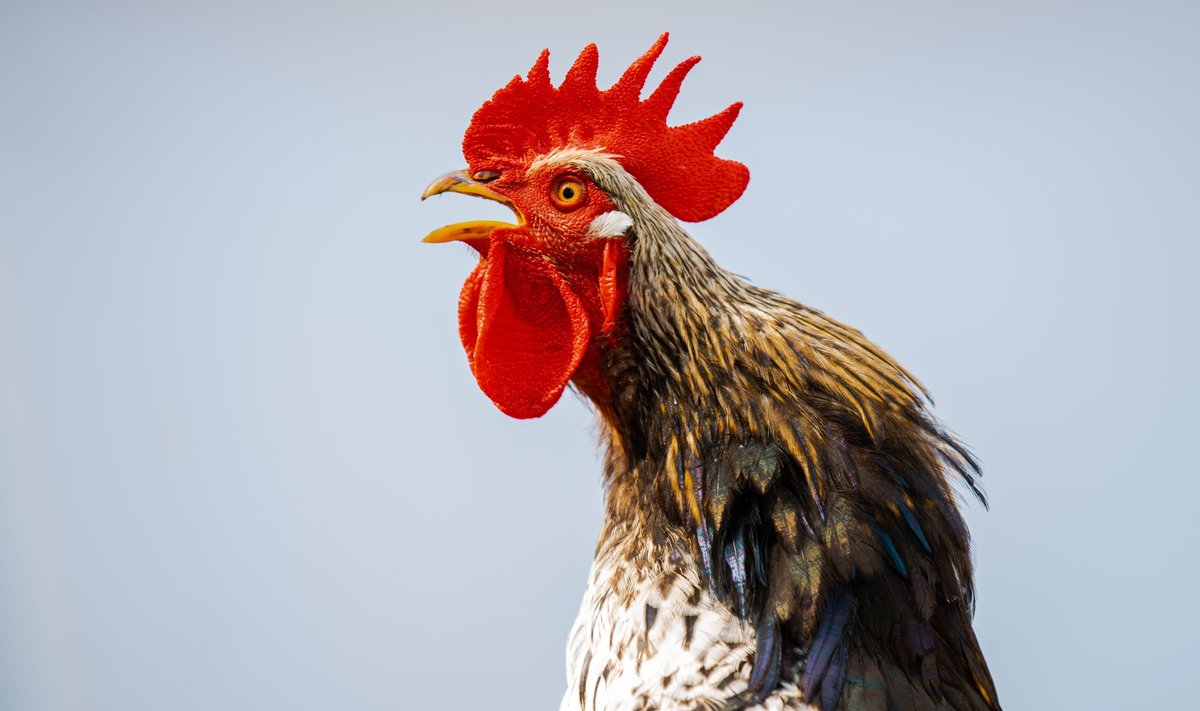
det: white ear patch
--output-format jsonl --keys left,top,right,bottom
{"left": 586, "top": 210, "right": 634, "bottom": 239}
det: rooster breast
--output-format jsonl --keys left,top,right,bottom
{"left": 560, "top": 516, "right": 815, "bottom": 711}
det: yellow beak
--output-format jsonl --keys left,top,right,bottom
{"left": 420, "top": 169, "right": 524, "bottom": 244}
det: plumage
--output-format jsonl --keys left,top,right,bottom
{"left": 422, "top": 34, "right": 1000, "bottom": 711}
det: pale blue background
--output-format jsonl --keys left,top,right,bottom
{"left": 2, "top": 1, "right": 1197, "bottom": 709}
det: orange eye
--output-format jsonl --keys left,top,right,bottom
{"left": 551, "top": 177, "right": 586, "bottom": 210}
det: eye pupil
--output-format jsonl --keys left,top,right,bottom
{"left": 562, "top": 186, "right": 575, "bottom": 199}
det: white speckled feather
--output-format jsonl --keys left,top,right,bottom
{"left": 561, "top": 516, "right": 815, "bottom": 711}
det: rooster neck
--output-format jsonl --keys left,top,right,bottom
{"left": 588, "top": 219, "right": 771, "bottom": 546}
{"left": 593, "top": 213, "right": 763, "bottom": 467}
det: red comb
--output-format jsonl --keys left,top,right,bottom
{"left": 462, "top": 33, "right": 749, "bottom": 223}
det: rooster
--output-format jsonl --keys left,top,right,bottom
{"left": 420, "top": 34, "right": 1000, "bottom": 711}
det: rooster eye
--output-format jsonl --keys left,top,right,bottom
{"left": 551, "top": 177, "right": 587, "bottom": 210}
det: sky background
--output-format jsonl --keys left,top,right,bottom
{"left": 1, "top": 1, "right": 1197, "bottom": 709}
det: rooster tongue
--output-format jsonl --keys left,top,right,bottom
{"left": 422, "top": 168, "right": 592, "bottom": 419}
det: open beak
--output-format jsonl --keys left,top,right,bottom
{"left": 420, "top": 169, "right": 524, "bottom": 245}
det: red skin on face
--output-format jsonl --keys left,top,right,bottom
{"left": 457, "top": 168, "right": 628, "bottom": 420}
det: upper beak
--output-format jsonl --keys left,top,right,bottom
{"left": 420, "top": 169, "right": 523, "bottom": 244}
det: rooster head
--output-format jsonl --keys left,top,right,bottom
{"left": 422, "top": 34, "right": 748, "bottom": 419}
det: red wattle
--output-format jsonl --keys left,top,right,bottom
{"left": 457, "top": 239, "right": 591, "bottom": 419}
{"left": 599, "top": 239, "right": 628, "bottom": 341}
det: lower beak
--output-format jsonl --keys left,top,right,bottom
{"left": 420, "top": 169, "right": 524, "bottom": 244}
